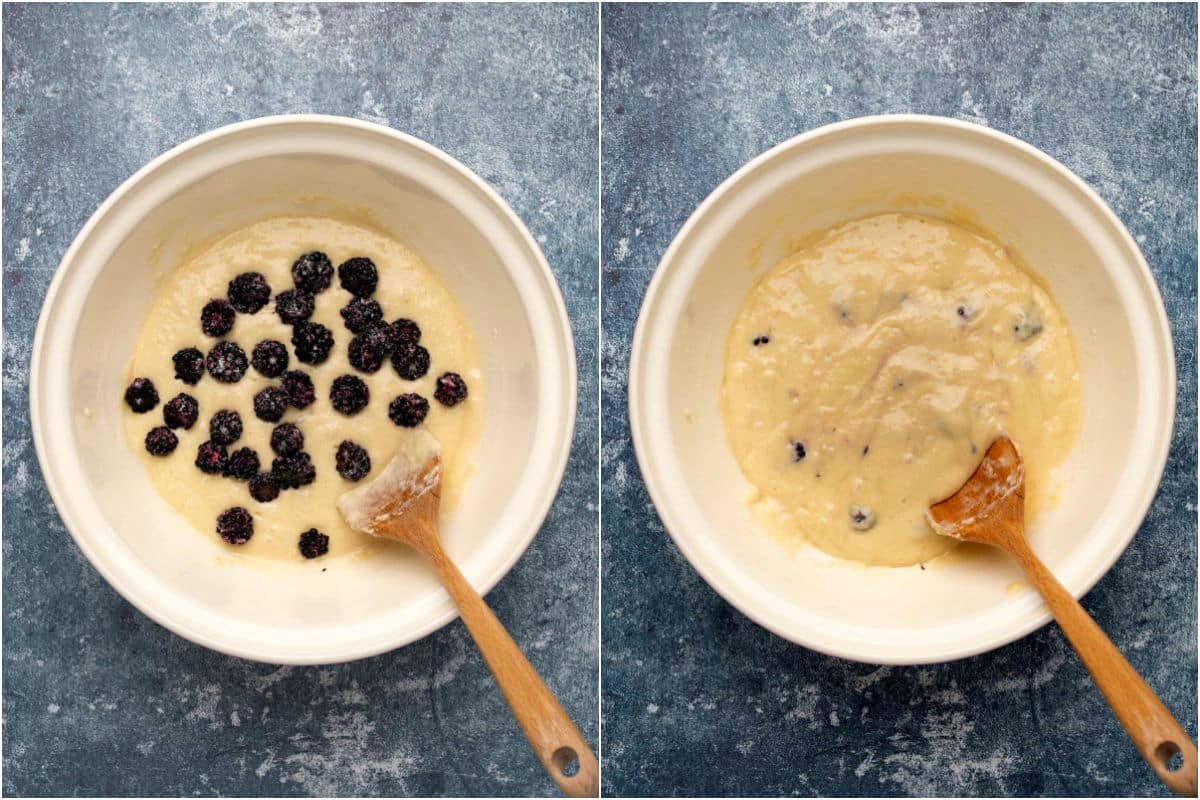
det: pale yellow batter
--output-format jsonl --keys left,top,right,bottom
{"left": 122, "top": 216, "right": 482, "bottom": 564}
{"left": 721, "top": 213, "right": 1080, "bottom": 567}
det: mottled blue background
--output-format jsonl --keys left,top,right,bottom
{"left": 3, "top": 4, "right": 597, "bottom": 797}
{"left": 601, "top": 3, "right": 1197, "bottom": 797}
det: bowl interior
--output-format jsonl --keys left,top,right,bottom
{"left": 632, "top": 118, "right": 1172, "bottom": 663}
{"left": 35, "top": 119, "right": 574, "bottom": 663}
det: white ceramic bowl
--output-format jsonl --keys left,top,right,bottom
{"left": 629, "top": 115, "right": 1174, "bottom": 665}
{"left": 31, "top": 115, "right": 576, "bottom": 664}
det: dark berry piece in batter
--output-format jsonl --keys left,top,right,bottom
{"left": 337, "top": 256, "right": 378, "bottom": 298}
{"left": 172, "top": 347, "right": 206, "bottom": 385}
{"left": 340, "top": 297, "right": 383, "bottom": 333}
{"left": 330, "top": 375, "right": 369, "bottom": 415}
{"left": 335, "top": 440, "right": 371, "bottom": 482}
{"left": 271, "top": 452, "right": 316, "bottom": 489}
{"left": 274, "top": 288, "right": 315, "bottom": 324}
{"left": 224, "top": 447, "right": 260, "bottom": 481}
{"left": 206, "top": 341, "right": 248, "bottom": 383}
{"left": 291, "top": 251, "right": 334, "bottom": 294}
{"left": 752, "top": 334, "right": 770, "bottom": 346}
{"left": 280, "top": 370, "right": 315, "bottom": 409}
{"left": 270, "top": 422, "right": 304, "bottom": 456}
{"left": 195, "top": 441, "right": 228, "bottom": 474}
{"left": 163, "top": 393, "right": 199, "bottom": 430}
{"left": 291, "top": 320, "right": 334, "bottom": 365}
{"left": 434, "top": 372, "right": 469, "bottom": 407}
{"left": 144, "top": 426, "right": 178, "bottom": 456}
{"left": 201, "top": 299, "right": 236, "bottom": 337}
{"left": 349, "top": 326, "right": 390, "bottom": 373}
{"left": 248, "top": 472, "right": 280, "bottom": 503}
{"left": 253, "top": 386, "right": 288, "bottom": 423}
{"left": 388, "top": 318, "right": 421, "bottom": 347}
{"left": 791, "top": 441, "right": 806, "bottom": 462}
{"left": 227, "top": 271, "right": 272, "bottom": 314}
{"left": 216, "top": 506, "right": 254, "bottom": 545}
{"left": 388, "top": 393, "right": 429, "bottom": 427}
{"left": 298, "top": 528, "right": 330, "bottom": 559}
{"left": 391, "top": 342, "right": 430, "bottom": 381}
{"left": 208, "top": 409, "right": 243, "bottom": 445}
{"left": 124, "top": 378, "right": 159, "bottom": 413}
{"left": 251, "top": 340, "right": 289, "bottom": 378}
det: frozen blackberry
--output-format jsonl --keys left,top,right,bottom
{"left": 208, "top": 409, "right": 242, "bottom": 445}
{"left": 216, "top": 506, "right": 254, "bottom": 545}
{"left": 330, "top": 375, "right": 369, "bottom": 415}
{"left": 291, "top": 251, "right": 334, "bottom": 294}
{"left": 144, "top": 426, "right": 178, "bottom": 456}
{"left": 224, "top": 447, "right": 261, "bottom": 481}
{"left": 200, "top": 298, "right": 236, "bottom": 337}
{"left": 388, "top": 393, "right": 429, "bottom": 427}
{"left": 434, "top": 372, "right": 469, "bottom": 407}
{"left": 291, "top": 320, "right": 334, "bottom": 365}
{"left": 271, "top": 452, "right": 316, "bottom": 489}
{"left": 253, "top": 386, "right": 289, "bottom": 423}
{"left": 391, "top": 342, "right": 430, "bottom": 381}
{"left": 172, "top": 347, "right": 206, "bottom": 385}
{"left": 337, "top": 256, "right": 378, "bottom": 298}
{"left": 227, "top": 271, "right": 272, "bottom": 314}
{"left": 298, "top": 528, "right": 330, "bottom": 559}
{"left": 251, "top": 340, "right": 289, "bottom": 378}
{"left": 270, "top": 422, "right": 304, "bottom": 456}
{"left": 280, "top": 370, "right": 315, "bottom": 409}
{"left": 195, "top": 441, "right": 228, "bottom": 474}
{"left": 248, "top": 472, "right": 280, "bottom": 503}
{"left": 335, "top": 440, "right": 371, "bottom": 481}
{"left": 163, "top": 393, "right": 199, "bottom": 430}
{"left": 388, "top": 318, "right": 421, "bottom": 347}
{"left": 349, "top": 326, "right": 391, "bottom": 373}
{"left": 340, "top": 297, "right": 383, "bottom": 333}
{"left": 206, "top": 341, "right": 248, "bottom": 383}
{"left": 124, "top": 378, "right": 159, "bottom": 413}
{"left": 274, "top": 288, "right": 315, "bottom": 324}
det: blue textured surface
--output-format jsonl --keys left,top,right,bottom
{"left": 3, "top": 4, "right": 597, "bottom": 796}
{"left": 601, "top": 4, "right": 1197, "bottom": 797}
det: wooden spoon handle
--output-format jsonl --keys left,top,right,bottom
{"left": 1011, "top": 542, "right": 1197, "bottom": 796}
{"left": 420, "top": 539, "right": 599, "bottom": 797}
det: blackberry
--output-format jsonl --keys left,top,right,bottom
{"left": 337, "top": 256, "right": 378, "bottom": 297}
{"left": 298, "top": 528, "right": 330, "bottom": 559}
{"left": 253, "top": 386, "right": 288, "bottom": 423}
{"left": 251, "top": 340, "right": 289, "bottom": 378}
{"left": 340, "top": 297, "right": 383, "bottom": 333}
{"left": 349, "top": 326, "right": 390, "bottom": 373}
{"left": 335, "top": 440, "right": 371, "bottom": 481}
{"left": 201, "top": 299, "right": 236, "bottom": 337}
{"left": 172, "top": 347, "right": 206, "bottom": 385}
{"left": 274, "top": 288, "right": 315, "bottom": 324}
{"left": 280, "top": 370, "right": 315, "bottom": 409}
{"left": 163, "top": 393, "right": 199, "bottom": 429}
{"left": 391, "top": 342, "right": 430, "bottom": 381}
{"left": 216, "top": 506, "right": 254, "bottom": 545}
{"left": 291, "top": 320, "right": 334, "bottom": 365}
{"left": 144, "top": 426, "right": 178, "bottom": 456}
{"left": 224, "top": 447, "right": 260, "bottom": 481}
{"left": 271, "top": 452, "right": 316, "bottom": 489}
{"left": 249, "top": 472, "right": 280, "bottom": 503}
{"left": 208, "top": 409, "right": 242, "bottom": 445}
{"left": 227, "top": 271, "right": 271, "bottom": 314}
{"left": 206, "top": 341, "right": 248, "bottom": 383}
{"left": 434, "top": 372, "right": 469, "bottom": 407}
{"left": 270, "top": 422, "right": 304, "bottom": 456}
{"left": 388, "top": 393, "right": 429, "bottom": 427}
{"left": 291, "top": 251, "right": 334, "bottom": 294}
{"left": 388, "top": 318, "right": 421, "bottom": 347}
{"left": 195, "top": 441, "right": 228, "bottom": 474}
{"left": 330, "top": 375, "right": 369, "bottom": 415}
{"left": 124, "top": 378, "right": 159, "bottom": 413}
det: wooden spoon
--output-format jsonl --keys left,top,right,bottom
{"left": 928, "top": 437, "right": 1197, "bottom": 796}
{"left": 338, "top": 428, "right": 599, "bottom": 797}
